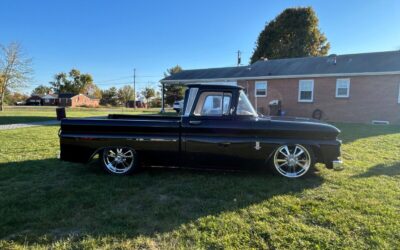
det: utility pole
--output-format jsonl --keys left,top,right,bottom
{"left": 237, "top": 50, "right": 242, "bottom": 66}
{"left": 133, "top": 68, "right": 136, "bottom": 109}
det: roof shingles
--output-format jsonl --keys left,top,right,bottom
{"left": 161, "top": 50, "right": 400, "bottom": 83}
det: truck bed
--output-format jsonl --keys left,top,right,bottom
{"left": 108, "top": 114, "right": 181, "bottom": 121}
{"left": 59, "top": 114, "right": 181, "bottom": 164}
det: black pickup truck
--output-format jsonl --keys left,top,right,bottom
{"left": 59, "top": 84, "right": 342, "bottom": 178}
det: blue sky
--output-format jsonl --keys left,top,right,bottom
{"left": 1, "top": 0, "right": 399, "bottom": 94}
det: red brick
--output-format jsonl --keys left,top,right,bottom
{"left": 239, "top": 75, "right": 400, "bottom": 124}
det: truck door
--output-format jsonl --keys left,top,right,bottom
{"left": 181, "top": 89, "right": 253, "bottom": 169}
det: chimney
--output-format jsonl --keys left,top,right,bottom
{"left": 328, "top": 54, "right": 337, "bottom": 65}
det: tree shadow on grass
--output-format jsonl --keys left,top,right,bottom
{"left": 0, "top": 158, "right": 324, "bottom": 245}
{"left": 352, "top": 162, "right": 400, "bottom": 178}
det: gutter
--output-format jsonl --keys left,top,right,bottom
{"left": 160, "top": 71, "right": 400, "bottom": 84}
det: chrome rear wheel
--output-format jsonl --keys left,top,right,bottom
{"left": 273, "top": 144, "right": 312, "bottom": 178}
{"left": 102, "top": 147, "right": 135, "bottom": 175}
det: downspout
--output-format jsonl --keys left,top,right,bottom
{"left": 255, "top": 82, "right": 258, "bottom": 112}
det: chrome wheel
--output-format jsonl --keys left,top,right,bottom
{"left": 273, "top": 144, "right": 311, "bottom": 178}
{"left": 103, "top": 147, "right": 135, "bottom": 174}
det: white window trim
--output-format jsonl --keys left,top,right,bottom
{"left": 298, "top": 79, "right": 314, "bottom": 102}
{"left": 255, "top": 81, "right": 267, "bottom": 97}
{"left": 336, "top": 78, "right": 350, "bottom": 98}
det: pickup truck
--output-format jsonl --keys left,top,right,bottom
{"left": 59, "top": 84, "right": 342, "bottom": 178}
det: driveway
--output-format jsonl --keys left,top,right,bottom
{"left": 0, "top": 120, "right": 60, "bottom": 130}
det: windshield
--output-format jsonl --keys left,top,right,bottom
{"left": 237, "top": 90, "right": 258, "bottom": 117}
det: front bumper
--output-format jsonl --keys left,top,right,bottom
{"left": 332, "top": 160, "right": 344, "bottom": 171}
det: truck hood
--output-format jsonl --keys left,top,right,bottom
{"left": 255, "top": 115, "right": 341, "bottom": 140}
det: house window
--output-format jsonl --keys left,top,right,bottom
{"left": 336, "top": 79, "right": 350, "bottom": 98}
{"left": 298, "top": 80, "right": 314, "bottom": 102}
{"left": 255, "top": 81, "right": 267, "bottom": 97}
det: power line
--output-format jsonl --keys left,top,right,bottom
{"left": 95, "top": 76, "right": 132, "bottom": 83}
{"left": 95, "top": 74, "right": 163, "bottom": 83}
{"left": 28, "top": 73, "right": 163, "bottom": 90}
{"left": 95, "top": 81, "right": 153, "bottom": 86}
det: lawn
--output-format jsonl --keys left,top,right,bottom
{"left": 0, "top": 123, "right": 399, "bottom": 249}
{"left": 0, "top": 106, "right": 165, "bottom": 125}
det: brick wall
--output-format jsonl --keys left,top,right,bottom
{"left": 238, "top": 74, "right": 400, "bottom": 124}
{"left": 70, "top": 95, "right": 99, "bottom": 108}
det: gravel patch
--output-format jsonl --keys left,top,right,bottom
{"left": 0, "top": 120, "right": 60, "bottom": 130}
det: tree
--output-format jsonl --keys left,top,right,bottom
{"left": 49, "top": 72, "right": 69, "bottom": 93}
{"left": 32, "top": 85, "right": 52, "bottom": 95}
{"left": 142, "top": 87, "right": 155, "bottom": 101}
{"left": 100, "top": 87, "right": 119, "bottom": 106}
{"left": 118, "top": 85, "right": 135, "bottom": 106}
{"left": 0, "top": 42, "right": 33, "bottom": 111}
{"left": 163, "top": 65, "right": 185, "bottom": 105}
{"left": 49, "top": 69, "right": 98, "bottom": 95}
{"left": 4, "top": 91, "right": 29, "bottom": 105}
{"left": 83, "top": 83, "right": 102, "bottom": 99}
{"left": 250, "top": 7, "right": 330, "bottom": 63}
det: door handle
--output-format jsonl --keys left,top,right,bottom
{"left": 218, "top": 142, "right": 231, "bottom": 147}
{"left": 189, "top": 120, "right": 202, "bottom": 125}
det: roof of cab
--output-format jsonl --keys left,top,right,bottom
{"left": 187, "top": 84, "right": 243, "bottom": 90}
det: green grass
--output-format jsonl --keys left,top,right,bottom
{"left": 0, "top": 123, "right": 399, "bottom": 249}
{"left": 0, "top": 107, "right": 169, "bottom": 125}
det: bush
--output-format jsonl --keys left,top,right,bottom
{"left": 148, "top": 98, "right": 161, "bottom": 108}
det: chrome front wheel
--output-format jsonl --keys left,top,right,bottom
{"left": 273, "top": 144, "right": 313, "bottom": 178}
{"left": 102, "top": 147, "right": 136, "bottom": 175}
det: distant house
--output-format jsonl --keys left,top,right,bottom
{"left": 41, "top": 94, "right": 58, "bottom": 106}
{"left": 58, "top": 93, "right": 100, "bottom": 107}
{"left": 26, "top": 95, "right": 42, "bottom": 105}
{"left": 126, "top": 100, "right": 147, "bottom": 108}
{"left": 161, "top": 50, "right": 400, "bottom": 124}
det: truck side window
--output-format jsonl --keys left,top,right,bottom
{"left": 193, "top": 92, "right": 232, "bottom": 116}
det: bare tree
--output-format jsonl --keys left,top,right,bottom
{"left": 0, "top": 42, "right": 33, "bottom": 111}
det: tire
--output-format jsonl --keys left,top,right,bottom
{"left": 100, "top": 147, "right": 139, "bottom": 175}
{"left": 271, "top": 144, "right": 315, "bottom": 178}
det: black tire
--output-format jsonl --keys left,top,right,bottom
{"left": 100, "top": 147, "right": 139, "bottom": 175}
{"left": 270, "top": 144, "right": 315, "bottom": 178}
{"left": 325, "top": 162, "right": 334, "bottom": 169}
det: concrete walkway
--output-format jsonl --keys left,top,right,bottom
{"left": 0, "top": 120, "right": 60, "bottom": 131}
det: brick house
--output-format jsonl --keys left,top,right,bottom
{"left": 26, "top": 95, "right": 42, "bottom": 105}
{"left": 161, "top": 51, "right": 400, "bottom": 124}
{"left": 58, "top": 93, "right": 100, "bottom": 107}
{"left": 41, "top": 94, "right": 58, "bottom": 105}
